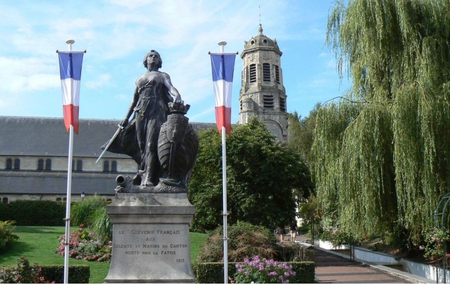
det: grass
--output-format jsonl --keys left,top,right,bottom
{"left": 0, "top": 226, "right": 208, "bottom": 283}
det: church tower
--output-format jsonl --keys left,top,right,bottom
{"left": 239, "top": 24, "right": 288, "bottom": 141}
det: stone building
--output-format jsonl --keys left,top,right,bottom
{"left": 239, "top": 24, "right": 288, "bottom": 141}
{"left": 0, "top": 116, "right": 213, "bottom": 203}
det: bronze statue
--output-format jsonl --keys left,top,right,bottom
{"left": 103, "top": 50, "right": 198, "bottom": 192}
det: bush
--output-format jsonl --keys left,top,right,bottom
{"left": 0, "top": 257, "right": 90, "bottom": 283}
{"left": 0, "top": 257, "right": 46, "bottom": 283}
{"left": 196, "top": 222, "right": 279, "bottom": 263}
{"left": 196, "top": 222, "right": 311, "bottom": 263}
{"left": 0, "top": 201, "right": 65, "bottom": 226}
{"left": 0, "top": 220, "right": 19, "bottom": 252}
{"left": 72, "top": 195, "right": 112, "bottom": 241}
{"left": 195, "top": 261, "right": 315, "bottom": 283}
{"left": 234, "top": 255, "right": 297, "bottom": 283}
{"left": 56, "top": 225, "right": 112, "bottom": 262}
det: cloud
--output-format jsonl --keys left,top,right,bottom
{"left": 85, "top": 74, "right": 111, "bottom": 89}
{"left": 0, "top": 57, "right": 59, "bottom": 93}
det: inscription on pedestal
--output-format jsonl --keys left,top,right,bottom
{"left": 111, "top": 224, "right": 190, "bottom": 268}
{"left": 105, "top": 193, "right": 196, "bottom": 283}
{"left": 112, "top": 227, "right": 189, "bottom": 265}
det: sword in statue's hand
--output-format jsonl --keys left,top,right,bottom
{"left": 96, "top": 124, "right": 123, "bottom": 163}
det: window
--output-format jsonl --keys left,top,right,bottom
{"left": 13, "top": 159, "right": 20, "bottom": 170}
{"left": 264, "top": 94, "right": 274, "bottom": 109}
{"left": 56, "top": 197, "right": 62, "bottom": 201}
{"left": 275, "top": 65, "right": 280, "bottom": 84}
{"left": 45, "top": 159, "right": 51, "bottom": 171}
{"left": 249, "top": 64, "right": 256, "bottom": 83}
{"left": 2, "top": 197, "right": 8, "bottom": 204}
{"left": 280, "top": 97, "right": 286, "bottom": 112}
{"left": 103, "top": 161, "right": 110, "bottom": 172}
{"left": 37, "top": 159, "right": 44, "bottom": 171}
{"left": 263, "top": 63, "right": 270, "bottom": 82}
{"left": 6, "top": 158, "right": 12, "bottom": 170}
{"left": 76, "top": 160, "right": 83, "bottom": 172}
{"left": 111, "top": 161, "right": 118, "bottom": 172}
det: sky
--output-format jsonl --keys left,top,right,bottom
{"left": 0, "top": 0, "right": 351, "bottom": 124}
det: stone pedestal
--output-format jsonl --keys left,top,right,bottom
{"left": 104, "top": 193, "right": 196, "bottom": 283}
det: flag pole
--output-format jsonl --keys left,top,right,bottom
{"left": 218, "top": 40, "right": 229, "bottom": 284}
{"left": 63, "top": 38, "right": 75, "bottom": 284}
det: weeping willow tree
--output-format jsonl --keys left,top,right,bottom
{"left": 313, "top": 0, "right": 450, "bottom": 244}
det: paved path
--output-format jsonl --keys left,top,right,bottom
{"left": 312, "top": 247, "right": 412, "bottom": 283}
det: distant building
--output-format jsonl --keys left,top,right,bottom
{"left": 239, "top": 24, "right": 288, "bottom": 141}
{"left": 0, "top": 116, "right": 214, "bottom": 203}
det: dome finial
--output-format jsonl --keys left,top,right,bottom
{"left": 258, "top": 5, "right": 263, "bottom": 35}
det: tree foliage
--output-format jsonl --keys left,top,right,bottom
{"left": 313, "top": 0, "right": 450, "bottom": 245}
{"left": 287, "top": 105, "right": 319, "bottom": 167}
{"left": 188, "top": 118, "right": 313, "bottom": 232}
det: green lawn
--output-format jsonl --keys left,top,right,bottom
{"left": 0, "top": 226, "right": 208, "bottom": 283}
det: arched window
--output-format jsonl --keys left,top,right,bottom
{"left": 2, "top": 197, "right": 8, "bottom": 204}
{"left": 6, "top": 158, "right": 12, "bottom": 170}
{"left": 103, "top": 161, "right": 110, "bottom": 172}
{"left": 45, "top": 159, "right": 52, "bottom": 171}
{"left": 37, "top": 159, "right": 44, "bottom": 171}
{"left": 56, "top": 197, "right": 62, "bottom": 201}
{"left": 111, "top": 161, "right": 118, "bottom": 172}
{"left": 13, "top": 159, "right": 20, "bottom": 170}
{"left": 76, "top": 160, "right": 83, "bottom": 172}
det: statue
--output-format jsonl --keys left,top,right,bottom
{"left": 102, "top": 50, "right": 198, "bottom": 193}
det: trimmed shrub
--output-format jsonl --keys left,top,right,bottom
{"left": 41, "top": 265, "right": 90, "bottom": 283}
{"left": 194, "top": 262, "right": 237, "bottom": 284}
{"left": 0, "top": 201, "right": 65, "bottom": 226}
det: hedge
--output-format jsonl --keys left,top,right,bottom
{"left": 194, "top": 261, "right": 315, "bottom": 283}
{"left": 41, "top": 265, "right": 90, "bottom": 283}
{"left": 0, "top": 200, "right": 65, "bottom": 226}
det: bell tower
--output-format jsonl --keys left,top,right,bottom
{"left": 239, "top": 24, "right": 288, "bottom": 141}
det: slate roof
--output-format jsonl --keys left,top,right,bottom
{"left": 0, "top": 116, "right": 216, "bottom": 158}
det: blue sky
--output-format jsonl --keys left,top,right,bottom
{"left": 0, "top": 0, "right": 351, "bottom": 124}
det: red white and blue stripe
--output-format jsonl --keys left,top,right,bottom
{"left": 210, "top": 53, "right": 236, "bottom": 135}
{"left": 58, "top": 51, "right": 84, "bottom": 134}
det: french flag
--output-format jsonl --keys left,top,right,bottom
{"left": 58, "top": 51, "right": 84, "bottom": 134}
{"left": 210, "top": 53, "right": 236, "bottom": 135}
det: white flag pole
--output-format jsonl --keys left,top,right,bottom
{"left": 218, "top": 40, "right": 229, "bottom": 284}
{"left": 63, "top": 38, "right": 75, "bottom": 284}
